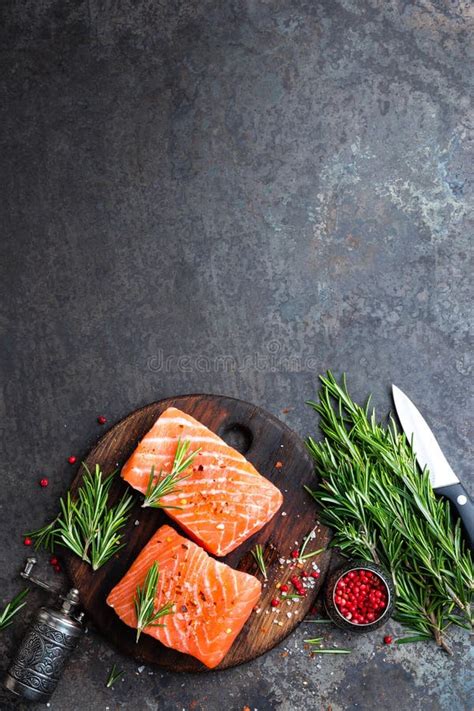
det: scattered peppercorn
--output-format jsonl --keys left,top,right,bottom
{"left": 67, "top": 456, "right": 76, "bottom": 464}
{"left": 23, "top": 537, "right": 32, "bottom": 546}
{"left": 97, "top": 416, "right": 107, "bottom": 425}
{"left": 270, "top": 598, "right": 280, "bottom": 608}
{"left": 291, "top": 549, "right": 299, "bottom": 559}
{"left": 275, "top": 461, "right": 283, "bottom": 469}
{"left": 39, "top": 478, "right": 49, "bottom": 487}
{"left": 280, "top": 584, "right": 289, "bottom": 593}
{"left": 384, "top": 635, "right": 393, "bottom": 644}
{"left": 50, "top": 556, "right": 58, "bottom": 566}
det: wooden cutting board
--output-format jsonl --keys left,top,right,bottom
{"left": 65, "top": 394, "right": 332, "bottom": 671}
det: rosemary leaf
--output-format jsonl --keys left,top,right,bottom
{"left": 299, "top": 547, "right": 325, "bottom": 561}
{"left": 309, "top": 648, "right": 352, "bottom": 654}
{"left": 395, "top": 635, "right": 431, "bottom": 645}
{"left": 304, "top": 638, "right": 351, "bottom": 653}
{"left": 106, "top": 663, "right": 124, "bottom": 688}
{"left": 304, "top": 619, "right": 332, "bottom": 624}
{"left": 0, "top": 589, "right": 28, "bottom": 630}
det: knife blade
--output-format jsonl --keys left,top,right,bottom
{"left": 392, "top": 384, "right": 474, "bottom": 551}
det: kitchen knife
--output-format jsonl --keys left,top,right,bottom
{"left": 392, "top": 384, "right": 474, "bottom": 551}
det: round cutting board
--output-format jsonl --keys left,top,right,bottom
{"left": 65, "top": 394, "right": 332, "bottom": 671}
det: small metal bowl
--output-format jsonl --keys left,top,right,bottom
{"left": 324, "top": 559, "right": 395, "bottom": 633}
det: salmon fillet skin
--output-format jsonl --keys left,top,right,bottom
{"left": 106, "top": 525, "right": 262, "bottom": 668}
{"left": 121, "top": 407, "right": 283, "bottom": 556}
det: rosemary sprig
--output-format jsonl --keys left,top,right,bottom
{"left": 0, "top": 589, "right": 28, "bottom": 630}
{"left": 134, "top": 562, "right": 174, "bottom": 643}
{"left": 306, "top": 372, "right": 474, "bottom": 653}
{"left": 251, "top": 544, "right": 267, "bottom": 580}
{"left": 142, "top": 439, "right": 200, "bottom": 509}
{"left": 296, "top": 526, "right": 325, "bottom": 561}
{"left": 105, "top": 663, "right": 124, "bottom": 688}
{"left": 299, "top": 525, "right": 317, "bottom": 558}
{"left": 304, "top": 637, "right": 351, "bottom": 654}
{"left": 26, "top": 464, "right": 134, "bottom": 570}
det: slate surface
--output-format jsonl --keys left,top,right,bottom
{"left": 0, "top": 1, "right": 472, "bottom": 710}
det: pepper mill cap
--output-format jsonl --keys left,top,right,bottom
{"left": 60, "top": 588, "right": 81, "bottom": 616}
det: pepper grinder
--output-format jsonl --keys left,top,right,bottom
{"left": 4, "top": 557, "right": 85, "bottom": 703}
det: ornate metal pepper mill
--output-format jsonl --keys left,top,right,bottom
{"left": 4, "top": 557, "right": 85, "bottom": 703}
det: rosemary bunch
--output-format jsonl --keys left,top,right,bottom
{"left": 134, "top": 562, "right": 174, "bottom": 642}
{"left": 306, "top": 372, "right": 473, "bottom": 653}
{"left": 142, "top": 438, "right": 200, "bottom": 509}
{"left": 26, "top": 464, "right": 133, "bottom": 570}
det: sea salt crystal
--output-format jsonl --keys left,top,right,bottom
{"left": 134, "top": 520, "right": 140, "bottom": 526}
{"left": 286, "top": 612, "right": 292, "bottom": 618}
{"left": 281, "top": 511, "right": 287, "bottom": 516}
{"left": 216, "top": 523, "right": 225, "bottom": 530}
{"left": 137, "top": 665, "right": 145, "bottom": 673}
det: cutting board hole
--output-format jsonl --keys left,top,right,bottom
{"left": 219, "top": 423, "right": 253, "bottom": 454}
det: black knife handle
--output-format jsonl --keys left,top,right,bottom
{"left": 436, "top": 482, "right": 474, "bottom": 551}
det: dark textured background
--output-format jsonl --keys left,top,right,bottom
{"left": 1, "top": 1, "right": 472, "bottom": 709}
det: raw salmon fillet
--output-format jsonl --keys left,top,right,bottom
{"left": 121, "top": 407, "right": 283, "bottom": 556}
{"left": 107, "top": 525, "right": 261, "bottom": 668}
